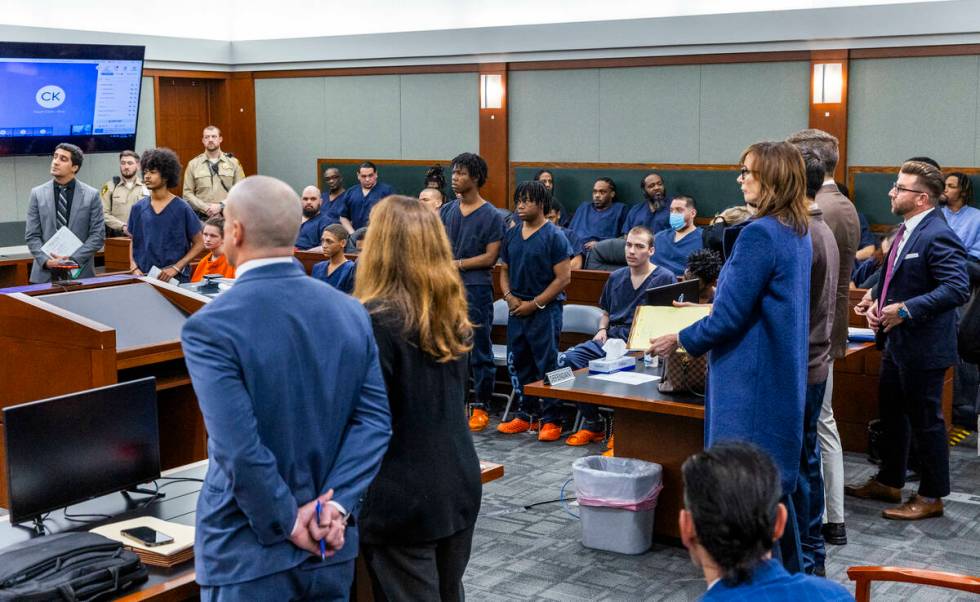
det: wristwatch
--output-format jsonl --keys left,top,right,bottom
{"left": 897, "top": 305, "right": 910, "bottom": 320}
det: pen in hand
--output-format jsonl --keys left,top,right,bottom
{"left": 315, "top": 500, "right": 326, "bottom": 561}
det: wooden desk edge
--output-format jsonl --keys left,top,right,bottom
{"left": 115, "top": 459, "right": 504, "bottom": 600}
{"left": 524, "top": 376, "right": 705, "bottom": 420}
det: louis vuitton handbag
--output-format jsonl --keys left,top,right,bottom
{"left": 658, "top": 348, "right": 707, "bottom": 397}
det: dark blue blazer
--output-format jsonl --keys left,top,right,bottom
{"left": 701, "top": 559, "right": 853, "bottom": 601}
{"left": 872, "top": 209, "right": 969, "bottom": 369}
{"left": 680, "top": 217, "right": 811, "bottom": 494}
{"left": 181, "top": 261, "right": 392, "bottom": 586}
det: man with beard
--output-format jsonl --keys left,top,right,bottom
{"left": 100, "top": 150, "right": 147, "bottom": 237}
{"left": 568, "top": 177, "right": 627, "bottom": 250}
{"left": 622, "top": 172, "right": 671, "bottom": 235}
{"left": 295, "top": 185, "right": 335, "bottom": 250}
{"left": 183, "top": 125, "right": 246, "bottom": 219}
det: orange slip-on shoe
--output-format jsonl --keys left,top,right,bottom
{"left": 469, "top": 408, "right": 489, "bottom": 432}
{"left": 497, "top": 418, "right": 532, "bottom": 434}
{"left": 565, "top": 429, "right": 605, "bottom": 446}
{"left": 538, "top": 422, "right": 563, "bottom": 442}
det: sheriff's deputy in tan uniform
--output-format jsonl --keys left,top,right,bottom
{"left": 182, "top": 125, "right": 246, "bottom": 218}
{"left": 100, "top": 150, "right": 148, "bottom": 237}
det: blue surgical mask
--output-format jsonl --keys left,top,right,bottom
{"left": 669, "top": 213, "right": 686, "bottom": 231}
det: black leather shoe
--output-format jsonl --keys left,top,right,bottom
{"left": 822, "top": 522, "right": 847, "bottom": 545}
{"left": 813, "top": 565, "right": 826, "bottom": 577}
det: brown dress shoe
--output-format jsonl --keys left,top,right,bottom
{"left": 844, "top": 478, "right": 902, "bottom": 503}
{"left": 882, "top": 495, "right": 944, "bottom": 520}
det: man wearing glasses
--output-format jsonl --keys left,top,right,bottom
{"left": 849, "top": 160, "right": 969, "bottom": 521}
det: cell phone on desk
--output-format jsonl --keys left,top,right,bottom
{"left": 120, "top": 526, "right": 174, "bottom": 547}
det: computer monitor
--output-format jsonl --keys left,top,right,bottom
{"left": 3, "top": 378, "right": 161, "bottom": 525}
{"left": 645, "top": 279, "right": 701, "bottom": 307}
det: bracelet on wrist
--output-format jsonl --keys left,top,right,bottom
{"left": 534, "top": 299, "right": 546, "bottom": 310}
{"left": 503, "top": 291, "right": 512, "bottom": 299}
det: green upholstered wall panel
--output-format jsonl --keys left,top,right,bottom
{"left": 256, "top": 77, "right": 329, "bottom": 193}
{"left": 511, "top": 164, "right": 742, "bottom": 218}
{"left": 848, "top": 56, "right": 980, "bottom": 167}
{"left": 399, "top": 73, "right": 478, "bottom": 159}
{"left": 509, "top": 69, "right": 601, "bottom": 163}
{"left": 510, "top": 62, "right": 808, "bottom": 165}
{"left": 698, "top": 62, "right": 809, "bottom": 164}
{"left": 258, "top": 74, "right": 476, "bottom": 194}
{"left": 598, "top": 65, "right": 701, "bottom": 164}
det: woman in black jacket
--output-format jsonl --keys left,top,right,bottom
{"left": 354, "top": 194, "right": 482, "bottom": 601}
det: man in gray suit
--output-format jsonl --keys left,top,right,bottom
{"left": 787, "top": 129, "right": 860, "bottom": 552}
{"left": 25, "top": 143, "right": 105, "bottom": 284}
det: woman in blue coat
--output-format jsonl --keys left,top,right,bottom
{"left": 649, "top": 140, "right": 812, "bottom": 573}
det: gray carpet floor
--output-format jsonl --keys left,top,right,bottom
{"left": 466, "top": 427, "right": 979, "bottom": 601}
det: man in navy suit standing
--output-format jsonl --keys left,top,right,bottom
{"left": 849, "top": 160, "right": 969, "bottom": 520}
{"left": 181, "top": 175, "right": 392, "bottom": 599}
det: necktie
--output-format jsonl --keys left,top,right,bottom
{"left": 56, "top": 186, "right": 69, "bottom": 228}
{"left": 878, "top": 223, "right": 906, "bottom": 310}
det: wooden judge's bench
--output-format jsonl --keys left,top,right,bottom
{"left": 0, "top": 275, "right": 210, "bottom": 507}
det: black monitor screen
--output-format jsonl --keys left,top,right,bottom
{"left": 3, "top": 377, "right": 161, "bottom": 524}
{"left": 0, "top": 42, "right": 144, "bottom": 157}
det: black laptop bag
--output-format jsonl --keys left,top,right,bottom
{"left": 0, "top": 532, "right": 148, "bottom": 601}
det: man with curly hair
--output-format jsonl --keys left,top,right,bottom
{"left": 128, "top": 148, "right": 204, "bottom": 282}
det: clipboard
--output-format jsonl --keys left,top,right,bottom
{"left": 626, "top": 304, "right": 711, "bottom": 351}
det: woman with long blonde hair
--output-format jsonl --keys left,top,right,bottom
{"left": 354, "top": 195, "right": 482, "bottom": 601}
{"left": 648, "top": 141, "right": 812, "bottom": 574}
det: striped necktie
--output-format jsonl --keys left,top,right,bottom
{"left": 56, "top": 185, "right": 69, "bottom": 228}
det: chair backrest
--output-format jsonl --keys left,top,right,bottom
{"left": 562, "top": 304, "right": 603, "bottom": 335}
{"left": 583, "top": 237, "right": 627, "bottom": 271}
{"left": 848, "top": 566, "right": 980, "bottom": 602}
{"left": 492, "top": 299, "right": 509, "bottom": 327}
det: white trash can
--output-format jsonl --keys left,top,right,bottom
{"left": 572, "top": 455, "right": 663, "bottom": 555}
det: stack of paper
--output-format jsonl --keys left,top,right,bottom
{"left": 627, "top": 305, "right": 711, "bottom": 350}
{"left": 90, "top": 516, "right": 194, "bottom": 567}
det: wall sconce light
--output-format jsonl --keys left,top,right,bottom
{"left": 480, "top": 74, "right": 504, "bottom": 109}
{"left": 812, "top": 63, "right": 843, "bottom": 104}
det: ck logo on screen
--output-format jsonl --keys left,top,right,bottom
{"left": 36, "top": 85, "right": 66, "bottom": 109}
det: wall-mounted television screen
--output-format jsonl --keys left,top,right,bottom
{"left": 0, "top": 42, "right": 145, "bottom": 157}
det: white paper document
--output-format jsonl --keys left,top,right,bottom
{"left": 147, "top": 265, "right": 179, "bottom": 285}
{"left": 589, "top": 372, "right": 661, "bottom": 385}
{"left": 40, "top": 226, "right": 83, "bottom": 258}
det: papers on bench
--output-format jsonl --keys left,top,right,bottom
{"left": 627, "top": 305, "right": 711, "bottom": 351}
{"left": 90, "top": 516, "right": 194, "bottom": 567}
{"left": 589, "top": 372, "right": 660, "bottom": 385}
{"left": 848, "top": 327, "right": 875, "bottom": 342}
{"left": 40, "top": 226, "right": 83, "bottom": 259}
{"left": 147, "top": 265, "right": 179, "bottom": 285}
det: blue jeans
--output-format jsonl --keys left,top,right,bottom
{"left": 200, "top": 558, "right": 354, "bottom": 601}
{"left": 794, "top": 379, "right": 828, "bottom": 573}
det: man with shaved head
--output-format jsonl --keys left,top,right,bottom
{"left": 181, "top": 175, "right": 392, "bottom": 599}
{"left": 295, "top": 184, "right": 335, "bottom": 250}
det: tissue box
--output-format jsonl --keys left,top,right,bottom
{"left": 588, "top": 356, "right": 636, "bottom": 374}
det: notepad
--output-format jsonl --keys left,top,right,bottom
{"left": 91, "top": 516, "right": 194, "bottom": 567}
{"left": 627, "top": 305, "right": 711, "bottom": 351}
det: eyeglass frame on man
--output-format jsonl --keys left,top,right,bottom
{"left": 891, "top": 182, "right": 927, "bottom": 195}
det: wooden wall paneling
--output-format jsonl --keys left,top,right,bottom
{"left": 479, "top": 64, "right": 509, "bottom": 209}
{"left": 156, "top": 77, "right": 213, "bottom": 196}
{"left": 209, "top": 73, "right": 258, "bottom": 176}
{"left": 809, "top": 50, "right": 850, "bottom": 182}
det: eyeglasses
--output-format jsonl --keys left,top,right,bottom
{"left": 891, "top": 182, "right": 926, "bottom": 195}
